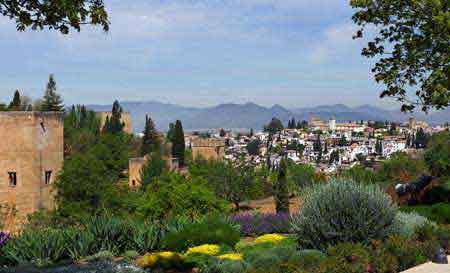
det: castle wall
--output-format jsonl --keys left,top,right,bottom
{"left": 191, "top": 138, "right": 225, "bottom": 161}
{"left": 96, "top": 111, "right": 133, "bottom": 134}
{"left": 0, "top": 112, "right": 63, "bottom": 230}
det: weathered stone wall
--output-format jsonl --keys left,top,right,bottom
{"left": 96, "top": 111, "right": 133, "bottom": 134}
{"left": 191, "top": 138, "right": 225, "bottom": 161}
{"left": 0, "top": 112, "right": 63, "bottom": 231}
{"left": 128, "top": 155, "right": 179, "bottom": 188}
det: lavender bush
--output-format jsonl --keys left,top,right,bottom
{"left": 232, "top": 213, "right": 293, "bottom": 236}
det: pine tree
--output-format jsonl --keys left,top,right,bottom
{"left": 41, "top": 74, "right": 64, "bottom": 111}
{"left": 171, "top": 120, "right": 185, "bottom": 166}
{"left": 274, "top": 159, "right": 289, "bottom": 214}
{"left": 8, "top": 90, "right": 21, "bottom": 111}
{"left": 141, "top": 115, "right": 161, "bottom": 156}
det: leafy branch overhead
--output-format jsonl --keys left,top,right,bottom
{"left": 0, "top": 0, "right": 109, "bottom": 34}
{"left": 351, "top": 0, "right": 449, "bottom": 112}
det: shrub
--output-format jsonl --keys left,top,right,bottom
{"left": 391, "top": 212, "right": 431, "bottom": 238}
{"left": 286, "top": 249, "right": 326, "bottom": 273}
{"left": 384, "top": 235, "right": 427, "bottom": 271}
{"left": 368, "top": 241, "right": 398, "bottom": 273}
{"left": 136, "top": 251, "right": 184, "bottom": 269}
{"left": 254, "top": 234, "right": 286, "bottom": 245}
{"left": 321, "top": 243, "right": 370, "bottom": 273}
{"left": 247, "top": 252, "right": 282, "bottom": 273}
{"left": 218, "top": 253, "right": 243, "bottom": 261}
{"left": 202, "top": 259, "right": 248, "bottom": 273}
{"left": 85, "top": 250, "right": 114, "bottom": 262}
{"left": 82, "top": 216, "right": 129, "bottom": 254}
{"left": 127, "top": 221, "right": 161, "bottom": 254}
{"left": 400, "top": 203, "right": 450, "bottom": 224}
{"left": 231, "top": 213, "right": 291, "bottom": 236}
{"left": 186, "top": 245, "right": 222, "bottom": 256}
{"left": 162, "top": 216, "right": 240, "bottom": 252}
{"left": 291, "top": 179, "right": 397, "bottom": 250}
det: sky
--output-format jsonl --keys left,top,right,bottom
{"left": 0, "top": 0, "right": 397, "bottom": 109}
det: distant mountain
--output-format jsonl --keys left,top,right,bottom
{"left": 87, "top": 101, "right": 449, "bottom": 133}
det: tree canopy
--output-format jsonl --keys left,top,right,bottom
{"left": 351, "top": 0, "right": 450, "bottom": 112}
{"left": 0, "top": 0, "right": 109, "bottom": 34}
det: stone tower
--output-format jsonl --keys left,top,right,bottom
{"left": 191, "top": 137, "right": 225, "bottom": 161}
{"left": 0, "top": 112, "right": 63, "bottom": 230}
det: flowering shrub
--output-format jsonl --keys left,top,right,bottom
{"left": 185, "top": 244, "right": 221, "bottom": 256}
{"left": 218, "top": 253, "right": 243, "bottom": 261}
{"left": 254, "top": 234, "right": 286, "bottom": 245}
{"left": 232, "top": 213, "right": 291, "bottom": 236}
{"left": 136, "top": 251, "right": 184, "bottom": 269}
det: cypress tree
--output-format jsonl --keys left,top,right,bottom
{"left": 171, "top": 120, "right": 185, "bottom": 166}
{"left": 41, "top": 74, "right": 64, "bottom": 111}
{"left": 103, "top": 116, "right": 110, "bottom": 133}
{"left": 274, "top": 159, "right": 289, "bottom": 214}
{"left": 167, "top": 122, "right": 175, "bottom": 143}
{"left": 8, "top": 90, "right": 21, "bottom": 111}
{"left": 108, "top": 100, "right": 124, "bottom": 134}
{"left": 141, "top": 115, "right": 160, "bottom": 156}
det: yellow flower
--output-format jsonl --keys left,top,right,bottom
{"left": 218, "top": 253, "right": 243, "bottom": 261}
{"left": 185, "top": 244, "right": 221, "bottom": 256}
{"left": 254, "top": 234, "right": 286, "bottom": 244}
{"left": 157, "top": 251, "right": 175, "bottom": 259}
{"left": 136, "top": 253, "right": 159, "bottom": 268}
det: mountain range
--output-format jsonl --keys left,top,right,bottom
{"left": 88, "top": 101, "right": 450, "bottom": 133}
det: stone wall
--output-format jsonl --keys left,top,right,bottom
{"left": 96, "top": 111, "right": 133, "bottom": 134}
{"left": 0, "top": 112, "right": 63, "bottom": 231}
{"left": 191, "top": 138, "right": 225, "bottom": 161}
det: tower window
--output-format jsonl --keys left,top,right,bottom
{"left": 132, "top": 180, "right": 136, "bottom": 187}
{"left": 45, "top": 171, "right": 52, "bottom": 184}
{"left": 8, "top": 172, "right": 17, "bottom": 187}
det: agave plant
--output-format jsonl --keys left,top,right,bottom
{"left": 82, "top": 215, "right": 128, "bottom": 254}
{"left": 64, "top": 227, "right": 95, "bottom": 260}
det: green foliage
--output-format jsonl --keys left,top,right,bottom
{"left": 321, "top": 243, "right": 370, "bottom": 273}
{"left": 141, "top": 115, "right": 161, "bottom": 156}
{"left": 55, "top": 133, "right": 131, "bottom": 219}
{"left": 64, "top": 105, "right": 100, "bottom": 157}
{"left": 400, "top": 203, "right": 450, "bottom": 224}
{"left": 189, "top": 157, "right": 262, "bottom": 210}
{"left": 8, "top": 90, "right": 21, "bottom": 111}
{"left": 274, "top": 159, "right": 289, "bottom": 214}
{"left": 85, "top": 250, "right": 114, "bottom": 262}
{"left": 122, "top": 250, "right": 139, "bottom": 262}
{"left": 104, "top": 100, "right": 125, "bottom": 134}
{"left": 202, "top": 259, "right": 248, "bottom": 273}
{"left": 171, "top": 120, "right": 186, "bottom": 166}
{"left": 378, "top": 152, "right": 427, "bottom": 184}
{"left": 292, "top": 180, "right": 397, "bottom": 251}
{"left": 137, "top": 172, "right": 228, "bottom": 221}
{"left": 40, "top": 74, "right": 64, "bottom": 112}
{"left": 64, "top": 227, "right": 95, "bottom": 260}
{"left": 287, "top": 163, "right": 317, "bottom": 194}
{"left": 139, "top": 152, "right": 167, "bottom": 187}
{"left": 263, "top": 118, "right": 284, "bottom": 134}
{"left": 0, "top": 0, "right": 109, "bottom": 34}
{"left": 1, "top": 228, "right": 68, "bottom": 266}
{"left": 424, "top": 131, "right": 450, "bottom": 177}
{"left": 162, "top": 216, "right": 240, "bottom": 252}
{"left": 384, "top": 235, "right": 427, "bottom": 271}
{"left": 391, "top": 212, "right": 432, "bottom": 238}
{"left": 340, "top": 165, "right": 381, "bottom": 185}
{"left": 351, "top": 0, "right": 450, "bottom": 112}
{"left": 246, "top": 139, "right": 261, "bottom": 156}
{"left": 287, "top": 250, "right": 326, "bottom": 273}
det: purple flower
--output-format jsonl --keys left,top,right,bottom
{"left": 0, "top": 231, "right": 10, "bottom": 247}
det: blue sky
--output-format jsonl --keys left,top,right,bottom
{"left": 0, "top": 0, "right": 396, "bottom": 108}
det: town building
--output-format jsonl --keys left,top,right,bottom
{"left": 0, "top": 112, "right": 63, "bottom": 231}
